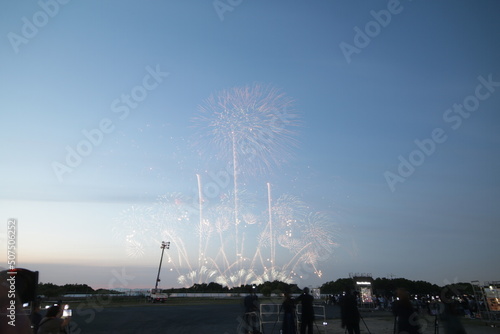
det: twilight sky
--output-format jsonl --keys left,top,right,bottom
{"left": 1, "top": 1, "right": 499, "bottom": 290}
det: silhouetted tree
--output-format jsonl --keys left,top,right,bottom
{"left": 320, "top": 278, "right": 353, "bottom": 294}
{"left": 37, "top": 283, "right": 63, "bottom": 298}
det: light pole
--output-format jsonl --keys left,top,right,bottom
{"left": 154, "top": 241, "right": 170, "bottom": 292}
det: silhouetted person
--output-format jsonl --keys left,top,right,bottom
{"left": 339, "top": 288, "right": 360, "bottom": 334}
{"left": 392, "top": 288, "right": 421, "bottom": 334}
{"left": 441, "top": 299, "right": 467, "bottom": 334}
{"left": 296, "top": 287, "right": 314, "bottom": 334}
{"left": 243, "top": 286, "right": 259, "bottom": 334}
{"left": 37, "top": 305, "right": 71, "bottom": 334}
{"left": 30, "top": 301, "right": 42, "bottom": 334}
{"left": 281, "top": 291, "right": 296, "bottom": 334}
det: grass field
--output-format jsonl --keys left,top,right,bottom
{"left": 47, "top": 296, "right": 263, "bottom": 309}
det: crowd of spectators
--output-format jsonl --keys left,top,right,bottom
{"left": 324, "top": 291, "right": 485, "bottom": 319}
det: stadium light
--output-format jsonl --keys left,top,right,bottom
{"left": 154, "top": 241, "right": 170, "bottom": 291}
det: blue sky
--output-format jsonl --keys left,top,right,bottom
{"left": 1, "top": 1, "right": 499, "bottom": 290}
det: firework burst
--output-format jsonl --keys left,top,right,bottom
{"left": 192, "top": 83, "right": 301, "bottom": 272}
{"left": 114, "top": 189, "right": 337, "bottom": 288}
{"left": 113, "top": 206, "right": 159, "bottom": 258}
{"left": 193, "top": 83, "right": 300, "bottom": 176}
{"left": 113, "top": 84, "right": 337, "bottom": 288}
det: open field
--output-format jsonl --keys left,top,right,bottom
{"left": 50, "top": 296, "right": 255, "bottom": 308}
{"left": 38, "top": 299, "right": 499, "bottom": 334}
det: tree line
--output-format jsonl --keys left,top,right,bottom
{"left": 37, "top": 283, "right": 119, "bottom": 298}
{"left": 38, "top": 277, "right": 473, "bottom": 299}
{"left": 320, "top": 277, "right": 474, "bottom": 299}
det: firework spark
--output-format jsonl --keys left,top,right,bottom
{"left": 114, "top": 186, "right": 337, "bottom": 288}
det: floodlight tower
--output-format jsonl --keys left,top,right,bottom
{"left": 154, "top": 241, "right": 170, "bottom": 292}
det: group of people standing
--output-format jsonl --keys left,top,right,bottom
{"left": 339, "top": 287, "right": 469, "bottom": 334}
{"left": 244, "top": 286, "right": 427, "bottom": 334}
{"left": 339, "top": 287, "right": 425, "bottom": 334}
{"left": 243, "top": 287, "right": 315, "bottom": 334}
{"left": 281, "top": 287, "right": 315, "bottom": 334}
{"left": 244, "top": 285, "right": 472, "bottom": 334}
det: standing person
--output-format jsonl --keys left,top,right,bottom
{"left": 392, "top": 288, "right": 421, "bottom": 334}
{"left": 296, "top": 287, "right": 315, "bottom": 334}
{"left": 30, "top": 301, "right": 42, "bottom": 334}
{"left": 441, "top": 299, "right": 467, "bottom": 334}
{"left": 37, "top": 305, "right": 71, "bottom": 334}
{"left": 243, "top": 286, "right": 260, "bottom": 334}
{"left": 339, "top": 288, "right": 360, "bottom": 334}
{"left": 281, "top": 291, "right": 296, "bottom": 334}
